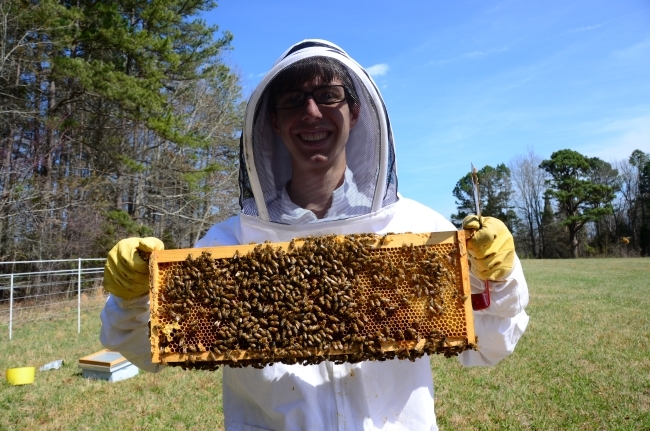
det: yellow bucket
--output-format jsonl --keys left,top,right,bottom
{"left": 6, "top": 367, "right": 35, "bottom": 385}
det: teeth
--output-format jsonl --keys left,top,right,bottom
{"left": 300, "top": 131, "right": 328, "bottom": 141}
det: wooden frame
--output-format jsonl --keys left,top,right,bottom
{"left": 78, "top": 349, "right": 127, "bottom": 368}
{"left": 149, "top": 230, "right": 475, "bottom": 366}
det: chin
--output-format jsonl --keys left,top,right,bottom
{"left": 308, "top": 154, "right": 331, "bottom": 164}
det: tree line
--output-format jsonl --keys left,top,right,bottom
{"left": 451, "top": 148, "right": 650, "bottom": 258}
{"left": 2, "top": 0, "right": 647, "bottom": 269}
{"left": 1, "top": 0, "right": 243, "bottom": 267}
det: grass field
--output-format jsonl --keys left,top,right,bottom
{"left": 1, "top": 258, "right": 649, "bottom": 430}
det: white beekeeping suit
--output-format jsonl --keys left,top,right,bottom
{"left": 101, "top": 39, "right": 529, "bottom": 431}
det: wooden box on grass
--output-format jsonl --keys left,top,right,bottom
{"left": 78, "top": 350, "right": 139, "bottom": 382}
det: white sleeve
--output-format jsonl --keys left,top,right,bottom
{"left": 100, "top": 293, "right": 165, "bottom": 373}
{"left": 458, "top": 254, "right": 529, "bottom": 367}
{"left": 98, "top": 218, "right": 240, "bottom": 373}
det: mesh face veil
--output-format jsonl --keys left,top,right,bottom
{"left": 239, "top": 40, "right": 398, "bottom": 223}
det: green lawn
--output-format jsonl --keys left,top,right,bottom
{"left": 432, "top": 258, "right": 650, "bottom": 430}
{"left": 1, "top": 258, "right": 649, "bottom": 430}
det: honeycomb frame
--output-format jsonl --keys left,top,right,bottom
{"left": 149, "top": 231, "right": 476, "bottom": 368}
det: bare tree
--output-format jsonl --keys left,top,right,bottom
{"left": 0, "top": 0, "right": 243, "bottom": 264}
{"left": 613, "top": 150, "right": 650, "bottom": 255}
{"left": 509, "top": 148, "right": 546, "bottom": 258}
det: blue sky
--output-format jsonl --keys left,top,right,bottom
{"left": 204, "top": 0, "right": 650, "bottom": 220}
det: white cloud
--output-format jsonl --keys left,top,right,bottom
{"left": 429, "top": 46, "right": 509, "bottom": 66}
{"left": 583, "top": 114, "right": 650, "bottom": 161}
{"left": 612, "top": 37, "right": 650, "bottom": 60}
{"left": 365, "top": 63, "right": 389, "bottom": 77}
{"left": 562, "top": 23, "right": 604, "bottom": 35}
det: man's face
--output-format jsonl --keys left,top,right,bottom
{"left": 270, "top": 77, "right": 359, "bottom": 175}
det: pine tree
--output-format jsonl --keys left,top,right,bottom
{"left": 451, "top": 163, "right": 518, "bottom": 231}
{"left": 630, "top": 150, "right": 650, "bottom": 255}
{"left": 0, "top": 0, "right": 243, "bottom": 260}
{"left": 540, "top": 149, "right": 617, "bottom": 258}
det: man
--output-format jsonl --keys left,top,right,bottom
{"left": 101, "top": 39, "right": 529, "bottom": 430}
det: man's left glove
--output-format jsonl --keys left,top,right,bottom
{"left": 462, "top": 215, "right": 515, "bottom": 281}
{"left": 103, "top": 237, "right": 164, "bottom": 300}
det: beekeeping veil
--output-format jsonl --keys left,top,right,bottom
{"left": 239, "top": 39, "right": 398, "bottom": 223}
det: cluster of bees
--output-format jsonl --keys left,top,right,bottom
{"left": 153, "top": 234, "right": 477, "bottom": 370}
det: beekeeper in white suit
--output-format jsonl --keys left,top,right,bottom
{"left": 101, "top": 39, "right": 529, "bottom": 431}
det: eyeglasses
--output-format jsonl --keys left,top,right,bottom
{"left": 273, "top": 85, "right": 347, "bottom": 109}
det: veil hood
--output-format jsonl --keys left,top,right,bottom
{"left": 238, "top": 39, "right": 399, "bottom": 223}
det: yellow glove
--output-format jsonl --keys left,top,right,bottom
{"left": 462, "top": 215, "right": 515, "bottom": 281}
{"left": 103, "top": 237, "right": 164, "bottom": 300}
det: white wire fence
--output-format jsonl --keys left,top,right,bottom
{"left": 0, "top": 258, "right": 107, "bottom": 339}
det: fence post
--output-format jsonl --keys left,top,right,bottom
{"left": 9, "top": 274, "right": 13, "bottom": 340}
{"left": 78, "top": 258, "right": 82, "bottom": 334}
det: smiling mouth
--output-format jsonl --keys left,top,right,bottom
{"left": 299, "top": 131, "right": 329, "bottom": 142}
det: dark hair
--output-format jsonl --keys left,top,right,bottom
{"left": 268, "top": 57, "right": 360, "bottom": 112}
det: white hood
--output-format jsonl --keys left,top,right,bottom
{"left": 238, "top": 39, "right": 399, "bottom": 224}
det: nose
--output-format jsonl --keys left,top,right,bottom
{"left": 301, "top": 95, "right": 322, "bottom": 121}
